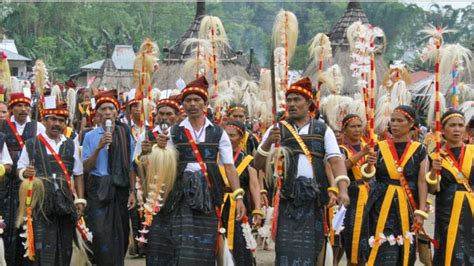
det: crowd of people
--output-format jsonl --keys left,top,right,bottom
{"left": 0, "top": 70, "right": 471, "bottom": 266}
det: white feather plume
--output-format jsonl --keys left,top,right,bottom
{"left": 272, "top": 10, "right": 299, "bottom": 61}
{"left": 198, "top": 16, "right": 229, "bottom": 52}
{"left": 459, "top": 101, "right": 474, "bottom": 124}
{"left": 66, "top": 88, "right": 76, "bottom": 123}
{"left": 309, "top": 33, "right": 332, "bottom": 64}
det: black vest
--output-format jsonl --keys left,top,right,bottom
{"left": 171, "top": 123, "right": 224, "bottom": 206}
{"left": 280, "top": 118, "right": 329, "bottom": 205}
{"left": 0, "top": 120, "right": 36, "bottom": 169}
{"left": 24, "top": 136, "right": 76, "bottom": 217}
{"left": 25, "top": 136, "right": 75, "bottom": 178}
{"left": 0, "top": 132, "right": 5, "bottom": 153}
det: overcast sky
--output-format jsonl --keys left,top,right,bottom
{"left": 403, "top": 1, "right": 472, "bottom": 10}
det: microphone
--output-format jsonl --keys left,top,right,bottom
{"left": 105, "top": 119, "right": 112, "bottom": 150}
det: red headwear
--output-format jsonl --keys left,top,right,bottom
{"left": 181, "top": 76, "right": 209, "bottom": 102}
{"left": 43, "top": 102, "right": 69, "bottom": 118}
{"left": 286, "top": 77, "right": 313, "bottom": 100}
{"left": 65, "top": 79, "right": 76, "bottom": 89}
{"left": 157, "top": 94, "right": 181, "bottom": 113}
{"left": 95, "top": 89, "right": 119, "bottom": 110}
{"left": 8, "top": 92, "right": 31, "bottom": 108}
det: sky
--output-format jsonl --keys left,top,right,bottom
{"left": 403, "top": 1, "right": 472, "bottom": 10}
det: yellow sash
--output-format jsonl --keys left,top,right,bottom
{"left": 239, "top": 131, "right": 250, "bottom": 153}
{"left": 339, "top": 143, "right": 365, "bottom": 181}
{"left": 218, "top": 154, "right": 253, "bottom": 250}
{"left": 339, "top": 142, "right": 368, "bottom": 263}
{"left": 431, "top": 145, "right": 473, "bottom": 190}
{"left": 280, "top": 120, "right": 312, "bottom": 164}
{"left": 430, "top": 145, "right": 474, "bottom": 265}
{"left": 64, "top": 127, "right": 74, "bottom": 139}
{"left": 368, "top": 141, "right": 420, "bottom": 266}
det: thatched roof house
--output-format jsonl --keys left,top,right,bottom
{"left": 153, "top": 2, "right": 260, "bottom": 90}
{"left": 304, "top": 0, "right": 387, "bottom": 96}
{"left": 79, "top": 44, "right": 134, "bottom": 91}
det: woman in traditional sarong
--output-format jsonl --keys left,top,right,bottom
{"left": 220, "top": 120, "right": 263, "bottom": 265}
{"left": 339, "top": 114, "right": 369, "bottom": 265}
{"left": 362, "top": 105, "right": 428, "bottom": 266}
{"left": 427, "top": 109, "right": 474, "bottom": 265}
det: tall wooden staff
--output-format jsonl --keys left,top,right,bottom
{"left": 433, "top": 33, "right": 442, "bottom": 178}
{"left": 269, "top": 9, "right": 298, "bottom": 240}
{"left": 366, "top": 28, "right": 376, "bottom": 174}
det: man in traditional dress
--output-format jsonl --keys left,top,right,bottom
{"left": 82, "top": 89, "right": 136, "bottom": 266}
{"left": 133, "top": 95, "right": 180, "bottom": 159}
{"left": 129, "top": 94, "right": 180, "bottom": 256}
{"left": 253, "top": 77, "right": 350, "bottom": 265}
{"left": 147, "top": 76, "right": 246, "bottom": 265}
{"left": 0, "top": 92, "right": 45, "bottom": 264}
{"left": 17, "top": 101, "right": 84, "bottom": 265}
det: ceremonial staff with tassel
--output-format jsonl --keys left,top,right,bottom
{"left": 149, "top": 76, "right": 245, "bottom": 266}
{"left": 254, "top": 9, "right": 349, "bottom": 266}
{"left": 0, "top": 59, "right": 45, "bottom": 265}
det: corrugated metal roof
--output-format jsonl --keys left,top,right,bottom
{"left": 80, "top": 45, "right": 135, "bottom": 71}
{"left": 0, "top": 49, "right": 31, "bottom": 61}
{"left": 80, "top": 59, "right": 105, "bottom": 70}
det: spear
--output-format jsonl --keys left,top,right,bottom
{"left": 270, "top": 9, "right": 298, "bottom": 240}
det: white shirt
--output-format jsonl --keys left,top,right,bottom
{"left": 17, "top": 132, "right": 83, "bottom": 176}
{"left": 168, "top": 117, "right": 233, "bottom": 172}
{"left": 260, "top": 122, "right": 341, "bottom": 179}
{"left": 0, "top": 143, "right": 13, "bottom": 165}
{"left": 10, "top": 115, "right": 45, "bottom": 136}
{"left": 133, "top": 125, "right": 162, "bottom": 159}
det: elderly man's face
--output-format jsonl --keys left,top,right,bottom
{"left": 97, "top": 102, "right": 117, "bottom": 124}
{"left": 11, "top": 102, "right": 30, "bottom": 124}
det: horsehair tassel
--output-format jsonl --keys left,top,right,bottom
{"left": 316, "top": 48, "right": 323, "bottom": 110}
{"left": 451, "top": 64, "right": 458, "bottom": 109}
{"left": 434, "top": 36, "right": 441, "bottom": 177}
{"left": 196, "top": 44, "right": 201, "bottom": 79}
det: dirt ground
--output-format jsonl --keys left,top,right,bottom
{"left": 125, "top": 204, "right": 435, "bottom": 266}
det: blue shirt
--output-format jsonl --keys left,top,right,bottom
{"left": 82, "top": 126, "right": 135, "bottom": 177}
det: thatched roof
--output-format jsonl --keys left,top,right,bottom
{"left": 153, "top": 2, "right": 260, "bottom": 90}
{"left": 90, "top": 57, "right": 133, "bottom": 91}
{"left": 303, "top": 0, "right": 387, "bottom": 96}
{"left": 329, "top": 1, "right": 368, "bottom": 47}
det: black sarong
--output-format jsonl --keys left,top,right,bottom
{"left": 0, "top": 174, "right": 22, "bottom": 265}
{"left": 146, "top": 171, "right": 218, "bottom": 266}
{"left": 275, "top": 176, "right": 324, "bottom": 266}
{"left": 86, "top": 174, "right": 130, "bottom": 266}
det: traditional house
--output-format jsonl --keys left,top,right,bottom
{"left": 0, "top": 39, "right": 31, "bottom": 78}
{"left": 153, "top": 2, "right": 260, "bottom": 90}
{"left": 304, "top": 0, "right": 387, "bottom": 96}
{"left": 78, "top": 44, "right": 135, "bottom": 91}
